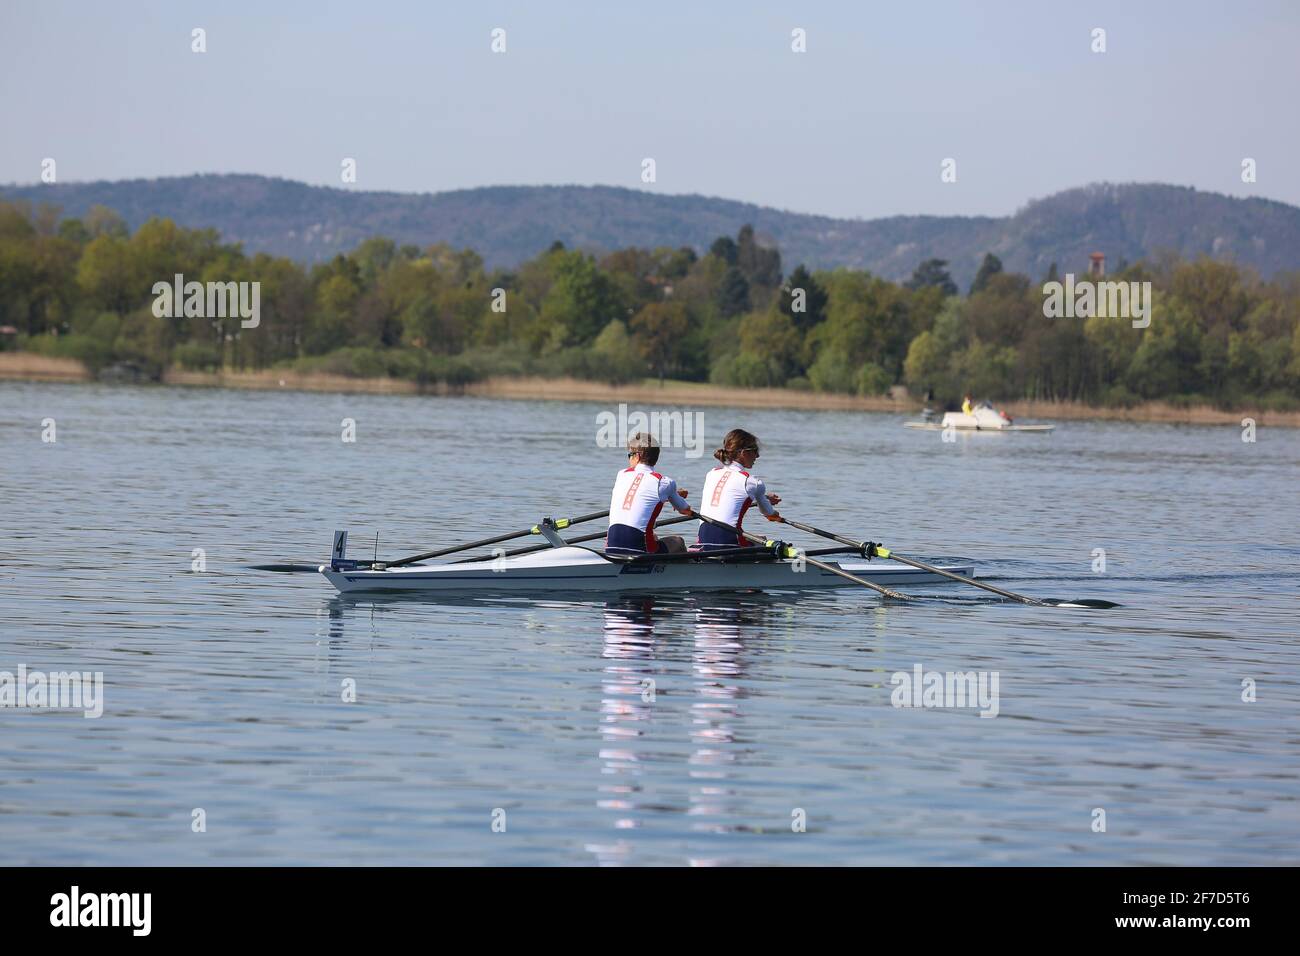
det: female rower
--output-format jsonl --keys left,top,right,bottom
{"left": 695, "top": 428, "right": 782, "bottom": 550}
{"left": 606, "top": 432, "right": 692, "bottom": 555}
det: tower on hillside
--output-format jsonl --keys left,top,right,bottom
{"left": 1089, "top": 252, "right": 1105, "bottom": 278}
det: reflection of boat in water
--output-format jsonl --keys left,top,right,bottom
{"left": 905, "top": 401, "right": 1054, "bottom": 433}
{"left": 589, "top": 592, "right": 775, "bottom": 864}
{"left": 324, "top": 588, "right": 871, "bottom": 617}
{"left": 589, "top": 596, "right": 660, "bottom": 864}
{"left": 684, "top": 600, "right": 747, "bottom": 843}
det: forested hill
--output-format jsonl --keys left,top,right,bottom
{"left": 4, "top": 175, "right": 1298, "bottom": 286}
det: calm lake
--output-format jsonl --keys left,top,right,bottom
{"left": 2, "top": 381, "right": 1297, "bottom": 865}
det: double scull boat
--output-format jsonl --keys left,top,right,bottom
{"left": 295, "top": 510, "right": 1116, "bottom": 607}
{"left": 321, "top": 545, "right": 974, "bottom": 595}
{"left": 318, "top": 521, "right": 972, "bottom": 596}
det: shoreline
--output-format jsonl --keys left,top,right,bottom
{"left": 2, "top": 352, "right": 1296, "bottom": 427}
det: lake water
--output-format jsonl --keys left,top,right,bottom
{"left": 2, "top": 381, "right": 1297, "bottom": 865}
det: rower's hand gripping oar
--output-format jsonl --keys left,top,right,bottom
{"left": 777, "top": 516, "right": 1118, "bottom": 609}
{"left": 688, "top": 510, "right": 914, "bottom": 602}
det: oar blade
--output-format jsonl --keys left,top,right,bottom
{"left": 1040, "top": 598, "right": 1122, "bottom": 609}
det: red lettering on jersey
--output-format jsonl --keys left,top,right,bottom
{"left": 710, "top": 470, "right": 731, "bottom": 507}
{"left": 621, "top": 473, "right": 645, "bottom": 510}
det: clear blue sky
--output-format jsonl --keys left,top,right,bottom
{"left": 2, "top": 0, "right": 1297, "bottom": 218}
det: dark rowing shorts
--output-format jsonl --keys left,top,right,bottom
{"left": 695, "top": 521, "right": 743, "bottom": 551}
{"left": 606, "top": 523, "right": 661, "bottom": 554}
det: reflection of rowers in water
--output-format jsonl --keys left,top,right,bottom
{"left": 591, "top": 593, "right": 784, "bottom": 862}
{"left": 590, "top": 597, "right": 660, "bottom": 865}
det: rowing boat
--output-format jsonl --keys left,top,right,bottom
{"left": 320, "top": 544, "right": 974, "bottom": 595}
{"left": 296, "top": 517, "right": 1117, "bottom": 608}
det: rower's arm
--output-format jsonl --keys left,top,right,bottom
{"left": 747, "top": 476, "right": 777, "bottom": 516}
{"left": 661, "top": 477, "right": 690, "bottom": 513}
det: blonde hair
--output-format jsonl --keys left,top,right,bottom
{"left": 714, "top": 428, "right": 759, "bottom": 464}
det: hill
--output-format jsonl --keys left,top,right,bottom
{"left": 3, "top": 175, "right": 1297, "bottom": 286}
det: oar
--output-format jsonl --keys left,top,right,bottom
{"left": 689, "top": 510, "right": 914, "bottom": 602}
{"left": 249, "top": 509, "right": 615, "bottom": 573}
{"left": 778, "top": 516, "right": 1119, "bottom": 609}
{"left": 382, "top": 509, "right": 610, "bottom": 568}
{"left": 452, "top": 513, "right": 698, "bottom": 562}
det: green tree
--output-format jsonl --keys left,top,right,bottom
{"left": 736, "top": 224, "right": 781, "bottom": 288}
{"left": 807, "top": 350, "right": 856, "bottom": 393}
{"left": 629, "top": 301, "right": 690, "bottom": 383}
{"left": 540, "top": 250, "right": 623, "bottom": 345}
{"left": 779, "top": 264, "right": 828, "bottom": 332}
{"left": 84, "top": 205, "right": 127, "bottom": 238}
{"left": 969, "top": 253, "right": 1003, "bottom": 295}
{"left": 590, "top": 319, "right": 648, "bottom": 384}
{"left": 709, "top": 236, "right": 738, "bottom": 265}
{"left": 951, "top": 341, "right": 1019, "bottom": 399}
{"left": 736, "top": 310, "right": 801, "bottom": 384}
{"left": 905, "top": 258, "right": 958, "bottom": 297}
{"left": 714, "top": 267, "right": 750, "bottom": 318}
{"left": 76, "top": 234, "right": 140, "bottom": 313}
{"left": 903, "top": 331, "right": 945, "bottom": 395}
{"left": 308, "top": 269, "right": 361, "bottom": 354}
{"left": 857, "top": 361, "right": 893, "bottom": 395}
{"left": 654, "top": 246, "right": 697, "bottom": 280}
{"left": 810, "top": 271, "right": 912, "bottom": 379}
{"left": 963, "top": 272, "right": 1036, "bottom": 347}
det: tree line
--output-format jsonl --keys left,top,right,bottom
{"left": 1, "top": 197, "right": 1297, "bottom": 409}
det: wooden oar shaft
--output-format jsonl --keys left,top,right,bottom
{"left": 780, "top": 516, "right": 1045, "bottom": 607}
{"left": 689, "top": 510, "right": 911, "bottom": 601}
{"left": 387, "top": 509, "right": 610, "bottom": 567}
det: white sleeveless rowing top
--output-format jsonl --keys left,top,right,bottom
{"left": 699, "top": 461, "right": 775, "bottom": 531}
{"left": 608, "top": 463, "right": 688, "bottom": 533}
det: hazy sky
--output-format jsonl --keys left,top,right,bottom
{"left": 3, "top": 0, "right": 1297, "bottom": 219}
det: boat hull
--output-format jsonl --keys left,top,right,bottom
{"left": 320, "top": 546, "right": 974, "bottom": 595}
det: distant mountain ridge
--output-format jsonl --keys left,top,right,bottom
{"left": 4, "top": 175, "right": 1298, "bottom": 286}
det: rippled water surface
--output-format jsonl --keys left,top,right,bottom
{"left": 2, "top": 381, "right": 1298, "bottom": 865}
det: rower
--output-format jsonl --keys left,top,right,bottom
{"left": 606, "top": 432, "right": 692, "bottom": 555}
{"left": 695, "top": 428, "right": 782, "bottom": 550}
{"left": 962, "top": 395, "right": 973, "bottom": 415}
